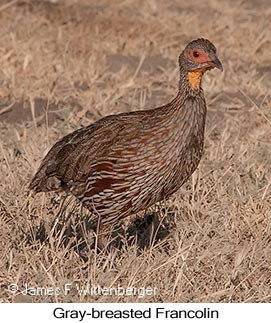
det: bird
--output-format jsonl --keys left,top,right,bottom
{"left": 29, "top": 38, "right": 223, "bottom": 228}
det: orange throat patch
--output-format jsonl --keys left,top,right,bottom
{"left": 188, "top": 70, "right": 204, "bottom": 90}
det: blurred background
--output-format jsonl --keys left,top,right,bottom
{"left": 0, "top": 0, "right": 271, "bottom": 303}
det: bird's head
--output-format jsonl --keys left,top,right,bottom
{"left": 179, "top": 38, "right": 223, "bottom": 90}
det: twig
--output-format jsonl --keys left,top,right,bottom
{"left": 0, "top": 0, "right": 18, "bottom": 12}
{"left": 0, "top": 103, "right": 13, "bottom": 116}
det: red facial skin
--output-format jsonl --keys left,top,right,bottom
{"left": 188, "top": 49, "right": 215, "bottom": 70}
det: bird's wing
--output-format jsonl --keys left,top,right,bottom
{"left": 29, "top": 112, "right": 148, "bottom": 194}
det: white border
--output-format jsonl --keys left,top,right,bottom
{"left": 1, "top": 303, "right": 270, "bottom": 322}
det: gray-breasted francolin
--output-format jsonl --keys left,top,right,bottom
{"left": 30, "top": 38, "right": 223, "bottom": 226}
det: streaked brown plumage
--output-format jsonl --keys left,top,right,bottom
{"left": 30, "top": 38, "right": 222, "bottom": 226}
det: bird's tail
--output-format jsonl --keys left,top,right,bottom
{"left": 29, "top": 166, "right": 62, "bottom": 193}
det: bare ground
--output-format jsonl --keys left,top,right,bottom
{"left": 0, "top": 0, "right": 271, "bottom": 303}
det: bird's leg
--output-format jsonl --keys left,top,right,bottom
{"left": 92, "top": 211, "right": 109, "bottom": 252}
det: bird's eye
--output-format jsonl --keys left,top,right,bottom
{"left": 193, "top": 51, "right": 200, "bottom": 58}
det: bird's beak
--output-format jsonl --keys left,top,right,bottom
{"left": 210, "top": 55, "right": 223, "bottom": 71}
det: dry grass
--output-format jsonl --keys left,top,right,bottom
{"left": 1, "top": 0, "right": 271, "bottom": 303}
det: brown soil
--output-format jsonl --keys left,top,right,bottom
{"left": 0, "top": 0, "right": 271, "bottom": 303}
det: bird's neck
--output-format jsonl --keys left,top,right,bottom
{"left": 178, "top": 64, "right": 203, "bottom": 95}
